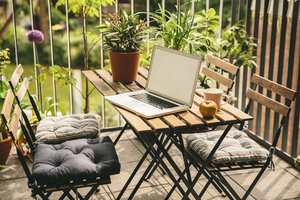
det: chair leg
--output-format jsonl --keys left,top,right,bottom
{"left": 116, "top": 143, "right": 153, "bottom": 200}
{"left": 84, "top": 183, "right": 102, "bottom": 200}
{"left": 59, "top": 189, "right": 72, "bottom": 200}
{"left": 242, "top": 163, "right": 269, "bottom": 200}
{"left": 214, "top": 171, "right": 240, "bottom": 200}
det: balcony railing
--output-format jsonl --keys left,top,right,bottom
{"left": 4, "top": 0, "right": 300, "bottom": 163}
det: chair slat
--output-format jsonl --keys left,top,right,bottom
{"left": 95, "top": 70, "right": 128, "bottom": 94}
{"left": 207, "top": 55, "right": 239, "bottom": 75}
{"left": 1, "top": 89, "right": 15, "bottom": 121}
{"left": 9, "top": 105, "right": 21, "bottom": 138}
{"left": 246, "top": 89, "right": 290, "bottom": 116}
{"left": 114, "top": 106, "right": 153, "bottom": 133}
{"left": 82, "top": 70, "right": 115, "bottom": 96}
{"left": 201, "top": 67, "right": 234, "bottom": 88}
{"left": 251, "top": 74, "right": 297, "bottom": 100}
{"left": 16, "top": 78, "right": 29, "bottom": 102}
{"left": 10, "top": 64, "right": 24, "bottom": 88}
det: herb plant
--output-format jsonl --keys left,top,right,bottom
{"left": 98, "top": 9, "right": 148, "bottom": 53}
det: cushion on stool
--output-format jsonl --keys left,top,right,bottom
{"left": 35, "top": 114, "right": 101, "bottom": 144}
{"left": 32, "top": 136, "right": 120, "bottom": 185}
{"left": 186, "top": 130, "right": 269, "bottom": 164}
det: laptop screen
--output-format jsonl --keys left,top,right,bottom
{"left": 146, "top": 46, "right": 202, "bottom": 106}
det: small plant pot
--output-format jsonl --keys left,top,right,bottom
{"left": 109, "top": 50, "right": 140, "bottom": 83}
{"left": 0, "top": 137, "right": 12, "bottom": 165}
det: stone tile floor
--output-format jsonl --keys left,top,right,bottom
{"left": 0, "top": 129, "right": 299, "bottom": 200}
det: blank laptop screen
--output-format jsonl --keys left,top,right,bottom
{"left": 146, "top": 46, "right": 202, "bottom": 106}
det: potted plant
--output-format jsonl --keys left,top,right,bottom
{"left": 98, "top": 9, "right": 148, "bottom": 83}
{"left": 0, "top": 48, "right": 12, "bottom": 165}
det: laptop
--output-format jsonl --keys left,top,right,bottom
{"left": 105, "top": 45, "right": 202, "bottom": 118}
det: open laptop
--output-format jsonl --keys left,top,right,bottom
{"left": 105, "top": 45, "right": 202, "bottom": 118}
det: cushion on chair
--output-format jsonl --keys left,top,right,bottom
{"left": 35, "top": 114, "right": 101, "bottom": 144}
{"left": 186, "top": 130, "right": 269, "bottom": 164}
{"left": 32, "top": 136, "right": 120, "bottom": 185}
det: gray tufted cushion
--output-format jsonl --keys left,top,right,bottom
{"left": 35, "top": 114, "right": 101, "bottom": 144}
{"left": 186, "top": 130, "right": 269, "bottom": 164}
{"left": 32, "top": 136, "right": 120, "bottom": 185}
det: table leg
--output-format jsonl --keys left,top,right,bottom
{"left": 182, "top": 124, "right": 233, "bottom": 200}
{"left": 116, "top": 141, "right": 153, "bottom": 200}
{"left": 151, "top": 132, "right": 199, "bottom": 199}
{"left": 114, "top": 122, "right": 129, "bottom": 145}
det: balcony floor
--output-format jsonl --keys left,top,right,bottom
{"left": 1, "top": 129, "right": 300, "bottom": 200}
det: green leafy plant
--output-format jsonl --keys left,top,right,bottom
{"left": 149, "top": 4, "right": 217, "bottom": 54}
{"left": 98, "top": 9, "right": 148, "bottom": 52}
{"left": 219, "top": 22, "right": 257, "bottom": 69}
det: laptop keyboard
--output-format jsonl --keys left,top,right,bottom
{"left": 130, "top": 93, "right": 178, "bottom": 110}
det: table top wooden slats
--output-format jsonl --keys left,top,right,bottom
{"left": 135, "top": 74, "right": 147, "bottom": 88}
{"left": 138, "top": 67, "right": 149, "bottom": 79}
{"left": 162, "top": 115, "right": 186, "bottom": 129}
{"left": 115, "top": 106, "right": 153, "bottom": 133}
{"left": 122, "top": 82, "right": 141, "bottom": 92}
{"left": 95, "top": 70, "right": 128, "bottom": 94}
{"left": 147, "top": 118, "right": 170, "bottom": 131}
{"left": 83, "top": 67, "right": 253, "bottom": 134}
{"left": 190, "top": 104, "right": 221, "bottom": 125}
{"left": 193, "top": 96, "right": 238, "bottom": 123}
{"left": 178, "top": 112, "right": 204, "bottom": 127}
{"left": 82, "top": 71, "right": 115, "bottom": 96}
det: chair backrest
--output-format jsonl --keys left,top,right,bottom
{"left": 1, "top": 77, "right": 37, "bottom": 186}
{"left": 9, "top": 64, "right": 41, "bottom": 122}
{"left": 201, "top": 55, "right": 239, "bottom": 94}
{"left": 244, "top": 74, "right": 297, "bottom": 147}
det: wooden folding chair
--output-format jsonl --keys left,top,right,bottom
{"left": 184, "top": 74, "right": 297, "bottom": 199}
{"left": 8, "top": 64, "right": 101, "bottom": 145}
{"left": 200, "top": 54, "right": 239, "bottom": 95}
{"left": 1, "top": 77, "right": 121, "bottom": 200}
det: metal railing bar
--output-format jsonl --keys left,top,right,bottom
{"left": 191, "top": 0, "right": 195, "bottom": 14}
{"left": 11, "top": 0, "right": 19, "bottom": 67}
{"left": 131, "top": 0, "right": 134, "bottom": 15}
{"left": 115, "top": 0, "right": 118, "bottom": 13}
{"left": 264, "top": 0, "right": 279, "bottom": 142}
{"left": 206, "top": 0, "right": 209, "bottom": 12}
{"left": 47, "top": 0, "right": 57, "bottom": 114}
{"left": 239, "top": 0, "right": 245, "bottom": 20}
{"left": 282, "top": 0, "right": 299, "bottom": 152}
{"left": 65, "top": 0, "right": 73, "bottom": 114}
{"left": 162, "top": 0, "right": 165, "bottom": 12}
{"left": 219, "top": 0, "right": 224, "bottom": 38}
{"left": 29, "top": 0, "right": 38, "bottom": 99}
{"left": 147, "top": 0, "right": 150, "bottom": 53}
{"left": 99, "top": 6, "right": 106, "bottom": 128}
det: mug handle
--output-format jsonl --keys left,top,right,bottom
{"left": 221, "top": 94, "right": 229, "bottom": 106}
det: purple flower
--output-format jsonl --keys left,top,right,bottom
{"left": 27, "top": 30, "right": 44, "bottom": 44}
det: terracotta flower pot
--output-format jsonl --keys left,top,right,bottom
{"left": 109, "top": 50, "right": 140, "bottom": 83}
{"left": 0, "top": 137, "right": 12, "bottom": 165}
